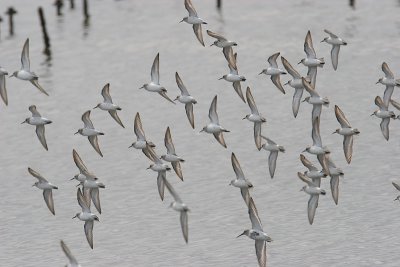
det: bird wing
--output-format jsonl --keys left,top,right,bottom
{"left": 292, "top": 88, "right": 303, "bottom": 118}
{"left": 246, "top": 87, "right": 259, "bottom": 115}
{"left": 223, "top": 47, "right": 236, "bottom": 69}
{"left": 383, "top": 85, "right": 394, "bottom": 108}
{"left": 208, "top": 95, "right": 219, "bottom": 124}
{"left": 267, "top": 52, "right": 280, "bottom": 68}
{"left": 60, "top": 241, "right": 79, "bottom": 265}
{"left": 255, "top": 240, "right": 267, "bottom": 267}
{"left": 175, "top": 72, "right": 189, "bottom": 96}
{"left": 248, "top": 197, "right": 263, "bottom": 231}
{"left": 312, "top": 116, "right": 322, "bottom": 147}
{"left": 84, "top": 221, "right": 94, "bottom": 249}
{"left": 304, "top": 31, "right": 316, "bottom": 58}
{"left": 330, "top": 175, "right": 339, "bottom": 205}
{"left": 28, "top": 167, "right": 48, "bottom": 183}
{"left": 151, "top": 53, "right": 160, "bottom": 84}
{"left": 382, "top": 62, "right": 394, "bottom": 79}
{"left": 192, "top": 24, "right": 205, "bottom": 47}
{"left": 72, "top": 149, "right": 89, "bottom": 174}
{"left": 297, "top": 172, "right": 317, "bottom": 187}
{"left": 180, "top": 211, "right": 189, "bottom": 243}
{"left": 43, "top": 189, "right": 55, "bottom": 215}
{"left": 206, "top": 30, "right": 227, "bottom": 41}
{"left": 158, "top": 91, "right": 176, "bottom": 104}
{"left": 164, "top": 127, "right": 176, "bottom": 154}
{"left": 0, "top": 73, "right": 8, "bottom": 105}
{"left": 268, "top": 151, "right": 278, "bottom": 178}
{"left": 134, "top": 112, "right": 146, "bottom": 141}
{"left": 108, "top": 110, "right": 124, "bottom": 128}
{"left": 375, "top": 96, "right": 387, "bottom": 111}
{"left": 390, "top": 99, "right": 400, "bottom": 111}
{"left": 271, "top": 75, "right": 285, "bottom": 94}
{"left": 334, "top": 105, "right": 351, "bottom": 128}
{"left": 300, "top": 154, "right": 318, "bottom": 171}
{"left": 392, "top": 182, "right": 400, "bottom": 191}
{"left": 324, "top": 29, "right": 338, "bottom": 38}
{"left": 380, "top": 118, "right": 390, "bottom": 141}
{"left": 90, "top": 188, "right": 102, "bottom": 214}
{"left": 254, "top": 122, "right": 262, "bottom": 151}
{"left": 81, "top": 110, "right": 94, "bottom": 129}
{"left": 231, "top": 152, "right": 245, "bottom": 180}
{"left": 77, "top": 188, "right": 90, "bottom": 213}
{"left": 308, "top": 194, "right": 319, "bottom": 225}
{"left": 101, "top": 83, "right": 113, "bottom": 103}
{"left": 343, "top": 136, "right": 353, "bottom": 164}
{"left": 30, "top": 80, "right": 49, "bottom": 96}
{"left": 172, "top": 161, "right": 184, "bottom": 181}
{"left": 301, "top": 77, "right": 319, "bottom": 97}
{"left": 21, "top": 38, "right": 31, "bottom": 71}
{"left": 88, "top": 136, "right": 103, "bottom": 157}
{"left": 184, "top": 0, "right": 197, "bottom": 17}
{"left": 164, "top": 177, "right": 183, "bottom": 203}
{"left": 36, "top": 125, "right": 48, "bottom": 151}
{"left": 331, "top": 45, "right": 340, "bottom": 71}
{"left": 281, "top": 56, "right": 301, "bottom": 79}
{"left": 185, "top": 103, "right": 195, "bottom": 129}
{"left": 29, "top": 105, "right": 41, "bottom": 117}
{"left": 157, "top": 171, "right": 166, "bottom": 201}
{"left": 213, "top": 132, "right": 227, "bottom": 148}
{"left": 233, "top": 81, "right": 246, "bottom": 103}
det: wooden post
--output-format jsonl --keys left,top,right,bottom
{"left": 83, "top": 0, "right": 90, "bottom": 20}
{"left": 38, "top": 7, "right": 51, "bottom": 56}
{"left": 5, "top": 7, "right": 17, "bottom": 36}
{"left": 54, "top": 0, "right": 64, "bottom": 16}
{"left": 70, "top": 0, "right": 75, "bottom": 9}
{"left": 217, "top": 0, "right": 222, "bottom": 9}
{"left": 0, "top": 16, "right": 2, "bottom": 40}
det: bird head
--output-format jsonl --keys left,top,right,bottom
{"left": 320, "top": 37, "right": 328, "bottom": 43}
{"left": 236, "top": 230, "right": 249, "bottom": 238}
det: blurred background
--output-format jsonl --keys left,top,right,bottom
{"left": 1, "top": 0, "right": 400, "bottom": 266}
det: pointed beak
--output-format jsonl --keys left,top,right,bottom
{"left": 375, "top": 81, "right": 380, "bottom": 84}
{"left": 218, "top": 77, "right": 224, "bottom": 80}
{"left": 236, "top": 233, "right": 245, "bottom": 238}
{"left": 242, "top": 117, "right": 246, "bottom": 120}
{"left": 139, "top": 86, "right": 144, "bottom": 89}
{"left": 9, "top": 73, "right": 14, "bottom": 78}
{"left": 320, "top": 40, "right": 324, "bottom": 43}
{"left": 332, "top": 131, "right": 336, "bottom": 134}
{"left": 74, "top": 131, "right": 79, "bottom": 135}
{"left": 258, "top": 71, "right": 263, "bottom": 75}
{"left": 370, "top": 113, "right": 375, "bottom": 116}
{"left": 199, "top": 129, "right": 204, "bottom": 133}
{"left": 283, "top": 81, "right": 289, "bottom": 86}
{"left": 301, "top": 99, "right": 307, "bottom": 103}
{"left": 93, "top": 105, "right": 98, "bottom": 109}
{"left": 297, "top": 61, "right": 302, "bottom": 65}
{"left": 179, "top": 19, "right": 184, "bottom": 23}
{"left": 21, "top": 120, "right": 26, "bottom": 124}
{"left": 76, "top": 184, "right": 80, "bottom": 187}
{"left": 128, "top": 144, "right": 134, "bottom": 148}
{"left": 302, "top": 149, "right": 307, "bottom": 152}
{"left": 72, "top": 215, "right": 77, "bottom": 219}
{"left": 70, "top": 177, "right": 75, "bottom": 180}
{"left": 32, "top": 184, "right": 36, "bottom": 187}
{"left": 210, "top": 43, "right": 214, "bottom": 47}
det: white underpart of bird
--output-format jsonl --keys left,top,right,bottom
{"left": 244, "top": 87, "right": 266, "bottom": 150}
{"left": 321, "top": 29, "right": 347, "bottom": 70}
{"left": 281, "top": 56, "right": 309, "bottom": 118}
{"left": 376, "top": 62, "right": 400, "bottom": 107}
{"left": 73, "top": 188, "right": 99, "bottom": 249}
{"left": 261, "top": 136, "right": 285, "bottom": 179}
{"left": 206, "top": 30, "right": 237, "bottom": 62}
{"left": 161, "top": 127, "right": 185, "bottom": 181}
{"left": 129, "top": 112, "right": 156, "bottom": 160}
{"left": 303, "top": 116, "right": 330, "bottom": 175}
{"left": 22, "top": 105, "right": 52, "bottom": 151}
{"left": 0, "top": 67, "right": 8, "bottom": 105}
{"left": 299, "top": 31, "right": 324, "bottom": 87}
{"left": 60, "top": 240, "right": 81, "bottom": 267}
{"left": 371, "top": 95, "right": 395, "bottom": 141}
{"left": 75, "top": 110, "right": 104, "bottom": 157}
{"left": 164, "top": 177, "right": 190, "bottom": 243}
{"left": 140, "top": 53, "right": 175, "bottom": 104}
{"left": 93, "top": 83, "right": 124, "bottom": 128}
{"left": 174, "top": 72, "right": 197, "bottom": 129}
{"left": 332, "top": 105, "right": 360, "bottom": 163}
{"left": 28, "top": 167, "right": 58, "bottom": 215}
{"left": 298, "top": 172, "right": 326, "bottom": 225}
{"left": 229, "top": 152, "right": 253, "bottom": 206}
{"left": 10, "top": 38, "right": 49, "bottom": 96}
{"left": 200, "top": 95, "right": 230, "bottom": 148}
{"left": 237, "top": 197, "right": 272, "bottom": 267}
{"left": 219, "top": 52, "right": 246, "bottom": 103}
{"left": 180, "top": 0, "right": 207, "bottom": 46}
{"left": 327, "top": 156, "right": 344, "bottom": 205}
{"left": 302, "top": 77, "right": 329, "bottom": 122}
{"left": 145, "top": 144, "right": 171, "bottom": 201}
{"left": 259, "top": 52, "right": 287, "bottom": 94}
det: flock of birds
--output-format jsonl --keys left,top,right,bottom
{"left": 1, "top": 1, "right": 400, "bottom": 266}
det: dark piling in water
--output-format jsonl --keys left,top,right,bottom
{"left": 5, "top": 7, "right": 17, "bottom": 36}
{"left": 217, "top": 0, "right": 222, "bottom": 9}
{"left": 0, "top": 16, "right": 2, "bottom": 40}
{"left": 70, "top": 0, "right": 75, "bottom": 9}
{"left": 38, "top": 7, "right": 51, "bottom": 56}
{"left": 83, "top": 0, "right": 90, "bottom": 20}
{"left": 54, "top": 0, "right": 64, "bottom": 16}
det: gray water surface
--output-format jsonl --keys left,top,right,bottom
{"left": 1, "top": 0, "right": 400, "bottom": 266}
